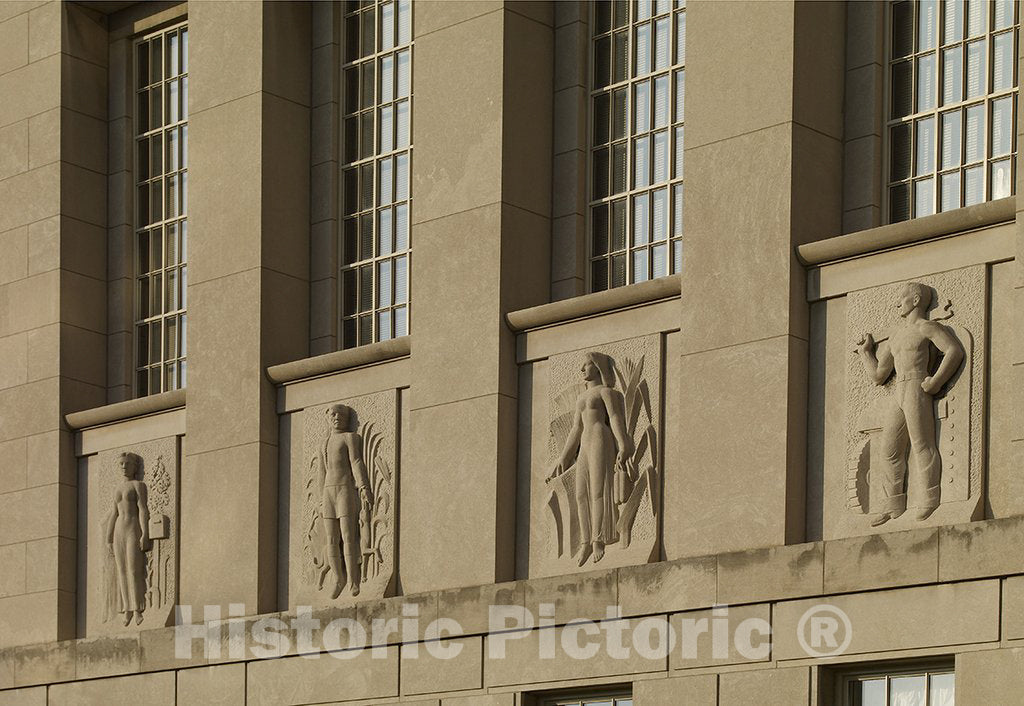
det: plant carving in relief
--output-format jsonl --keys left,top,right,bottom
{"left": 101, "top": 450, "right": 174, "bottom": 627}
{"left": 846, "top": 275, "right": 984, "bottom": 529}
{"left": 546, "top": 349, "right": 659, "bottom": 567}
{"left": 302, "top": 398, "right": 395, "bottom": 601}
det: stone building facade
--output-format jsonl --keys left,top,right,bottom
{"left": 0, "top": 0, "right": 1023, "bottom": 704}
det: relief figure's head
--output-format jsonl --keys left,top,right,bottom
{"left": 897, "top": 281, "right": 932, "bottom": 318}
{"left": 581, "top": 351, "right": 614, "bottom": 387}
{"left": 118, "top": 452, "right": 141, "bottom": 481}
{"left": 326, "top": 404, "right": 351, "bottom": 432}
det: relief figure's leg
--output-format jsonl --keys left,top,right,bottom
{"left": 874, "top": 396, "right": 909, "bottom": 520}
{"left": 125, "top": 526, "right": 145, "bottom": 619}
{"left": 112, "top": 525, "right": 130, "bottom": 619}
{"left": 339, "top": 512, "right": 362, "bottom": 596}
{"left": 904, "top": 386, "right": 941, "bottom": 518}
{"left": 575, "top": 450, "right": 592, "bottom": 566}
{"left": 321, "top": 517, "right": 346, "bottom": 598}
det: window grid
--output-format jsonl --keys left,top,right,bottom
{"left": 548, "top": 695, "right": 632, "bottom": 706}
{"left": 886, "top": 0, "right": 1018, "bottom": 223}
{"left": 133, "top": 23, "right": 188, "bottom": 397}
{"left": 845, "top": 668, "right": 954, "bottom": 706}
{"left": 339, "top": 0, "right": 412, "bottom": 350}
{"left": 589, "top": 0, "right": 685, "bottom": 293}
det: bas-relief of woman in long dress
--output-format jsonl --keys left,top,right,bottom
{"left": 104, "top": 452, "right": 150, "bottom": 626}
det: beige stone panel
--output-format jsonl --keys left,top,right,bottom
{"left": 60, "top": 271, "right": 105, "bottom": 335}
{"left": 843, "top": 135, "right": 882, "bottom": 213}
{"left": 792, "top": 125, "right": 843, "bottom": 246}
{"left": 0, "top": 543, "right": 25, "bottom": 598}
{"left": 28, "top": 324, "right": 103, "bottom": 388}
{"left": 823, "top": 528, "right": 938, "bottom": 594}
{"left": 957, "top": 647, "right": 1024, "bottom": 705}
{"left": 74, "top": 634, "right": 141, "bottom": 680}
{"left": 1003, "top": 576, "right": 1024, "bottom": 640}
{"left": 9, "top": 639, "right": 73, "bottom": 686}
{"left": 523, "top": 569, "right": 617, "bottom": 626}
{"left": 180, "top": 442, "right": 277, "bottom": 613}
{"left": 26, "top": 429, "right": 72, "bottom": 487}
{"left": 0, "top": 54, "right": 57, "bottom": 129}
{"left": 311, "top": 0, "right": 336, "bottom": 48}
{"left": 187, "top": 94, "right": 262, "bottom": 285}
{"left": 553, "top": 23, "right": 585, "bottom": 92}
{"left": 402, "top": 394, "right": 516, "bottom": 593}
{"left": 107, "top": 117, "right": 129, "bottom": 174}
{"left": 676, "top": 336, "right": 807, "bottom": 558}
{"left": 0, "top": 227, "right": 27, "bottom": 285}
{"left": 185, "top": 271, "right": 264, "bottom": 453}
{"left": 617, "top": 556, "right": 717, "bottom": 618}
{"left": 846, "top": 1, "right": 882, "bottom": 70}
{"left": 24, "top": 535, "right": 74, "bottom": 593}
{"left": 0, "top": 333, "right": 26, "bottom": 390}
{"left": 59, "top": 164, "right": 105, "bottom": 230}
{"left": 409, "top": 205, "right": 514, "bottom": 408}
{"left": 719, "top": 667, "right": 810, "bottom": 706}
{"left": 0, "top": 163, "right": 58, "bottom": 233}
{"left": 502, "top": 10, "right": 553, "bottom": 218}
{"left": 412, "top": 12, "right": 502, "bottom": 224}
{"left": 0, "top": 13, "right": 28, "bottom": 74}
{"left": 310, "top": 220, "right": 336, "bottom": 282}
{"left": 773, "top": 581, "right": 999, "bottom": 661}
{"left": 550, "top": 277, "right": 583, "bottom": 302}
{"left": 310, "top": 335, "right": 334, "bottom": 356}
{"left": 669, "top": 603, "right": 771, "bottom": 670}
{"left": 685, "top": 1, "right": 794, "bottom": 150}
{"left": 25, "top": 216, "right": 57, "bottom": 277}
{"left": 679, "top": 127, "right": 802, "bottom": 352}
{"left": 309, "top": 277, "right": 335, "bottom": 340}
{"left": 188, "top": 0, "right": 262, "bottom": 115}
{"left": 62, "top": 3, "right": 105, "bottom": 67}
{"left": 0, "top": 654, "right": 10, "bottom": 689}
{"left": 247, "top": 648, "right": 399, "bottom": 705}
{"left": 551, "top": 150, "right": 584, "bottom": 219}
{"left": 717, "top": 542, "right": 822, "bottom": 605}
{"left": 939, "top": 517, "right": 1024, "bottom": 581}
{"left": 0, "top": 121, "right": 27, "bottom": 180}
{"left": 27, "top": 2, "right": 58, "bottom": 63}
{"left": 436, "top": 581, "right": 524, "bottom": 636}
{"left": 484, "top": 618, "right": 668, "bottom": 687}
{"left": 415, "top": 1, "right": 499, "bottom": 38}
{"left": 401, "top": 636, "right": 482, "bottom": 696}
{"left": 138, "top": 624, "right": 207, "bottom": 674}
{"left": 986, "top": 261, "right": 1024, "bottom": 516}
{"left": 844, "top": 64, "right": 883, "bottom": 142}
{"left": 49, "top": 672, "right": 175, "bottom": 706}
{"left": 310, "top": 103, "right": 336, "bottom": 168}
{"left": 635, "top": 674, "right": 717, "bottom": 705}
{"left": 0, "top": 3, "right": 44, "bottom": 23}
{"left": 310, "top": 160, "right": 336, "bottom": 223}
{"left": 310, "top": 42, "right": 336, "bottom": 109}
{"left": 0, "top": 591, "right": 62, "bottom": 648}
{"left": 60, "top": 216, "right": 105, "bottom": 281}
{"left": 60, "top": 54, "right": 105, "bottom": 121}
{"left": 25, "top": 108, "right": 57, "bottom": 171}
{"left": 61, "top": 109, "right": 105, "bottom": 175}
{"left": 554, "top": 0, "right": 586, "bottom": 27}
{"left": 262, "top": 0, "right": 310, "bottom": 108}
{"left": 553, "top": 86, "right": 585, "bottom": 157}
{"left": 176, "top": 663, "right": 246, "bottom": 706}
{"left": 0, "top": 484, "right": 60, "bottom": 543}
{"left": 0, "top": 687, "right": 44, "bottom": 706}
{"left": 0, "top": 378, "right": 59, "bottom": 442}
{"left": 550, "top": 213, "right": 584, "bottom": 283}
{"left": 262, "top": 94, "right": 311, "bottom": 283}
{"left": 0, "top": 437, "right": 26, "bottom": 493}
{"left": 277, "top": 359, "right": 410, "bottom": 414}
{"left": 842, "top": 205, "right": 881, "bottom": 235}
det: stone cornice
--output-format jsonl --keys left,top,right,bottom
{"left": 64, "top": 389, "right": 186, "bottom": 430}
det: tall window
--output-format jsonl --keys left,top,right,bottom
{"left": 844, "top": 667, "right": 954, "bottom": 706}
{"left": 340, "top": 0, "right": 412, "bottom": 349}
{"left": 887, "top": 0, "right": 1018, "bottom": 222}
{"left": 589, "top": 0, "right": 685, "bottom": 293}
{"left": 134, "top": 23, "right": 188, "bottom": 396}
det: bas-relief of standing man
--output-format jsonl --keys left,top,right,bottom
{"left": 104, "top": 451, "right": 150, "bottom": 626}
{"left": 548, "top": 352, "right": 634, "bottom": 566}
{"left": 319, "top": 403, "right": 372, "bottom": 598}
{"left": 856, "top": 281, "right": 965, "bottom": 527}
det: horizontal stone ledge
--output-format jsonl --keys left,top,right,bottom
{"left": 266, "top": 336, "right": 411, "bottom": 385}
{"left": 64, "top": 389, "right": 185, "bottom": 430}
{"left": 797, "top": 197, "right": 1015, "bottom": 266}
{"left": 506, "top": 276, "right": 681, "bottom": 332}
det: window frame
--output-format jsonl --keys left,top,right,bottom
{"left": 585, "top": 0, "right": 687, "bottom": 294}
{"left": 131, "top": 18, "right": 189, "bottom": 398}
{"left": 834, "top": 660, "right": 955, "bottom": 706}
{"left": 881, "top": 0, "right": 1019, "bottom": 223}
{"left": 336, "top": 0, "right": 414, "bottom": 350}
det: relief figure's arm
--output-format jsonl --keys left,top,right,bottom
{"left": 857, "top": 334, "right": 894, "bottom": 385}
{"left": 550, "top": 403, "right": 584, "bottom": 479}
{"left": 603, "top": 388, "right": 634, "bottom": 465}
{"left": 136, "top": 482, "right": 150, "bottom": 549}
{"left": 348, "top": 433, "right": 371, "bottom": 501}
{"left": 922, "top": 322, "right": 965, "bottom": 394}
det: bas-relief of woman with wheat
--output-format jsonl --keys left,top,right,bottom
{"left": 548, "top": 351, "right": 636, "bottom": 566}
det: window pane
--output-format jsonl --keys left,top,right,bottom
{"left": 890, "top": 182, "right": 911, "bottom": 221}
{"left": 394, "top": 305, "right": 407, "bottom": 336}
{"left": 612, "top": 87, "right": 628, "bottom": 139}
{"left": 967, "top": 0, "right": 986, "bottom": 36}
{"left": 993, "top": 31, "right": 1013, "bottom": 90}
{"left": 595, "top": 36, "right": 611, "bottom": 87}
{"left": 652, "top": 242, "right": 667, "bottom": 278}
{"left": 395, "top": 203, "right": 409, "bottom": 250}
{"left": 915, "top": 117, "right": 936, "bottom": 175}
{"left": 941, "top": 171, "right": 961, "bottom": 210}
{"left": 653, "top": 17, "right": 669, "bottom": 70}
{"left": 397, "top": 49, "right": 411, "bottom": 97}
{"left": 635, "top": 80, "right": 651, "bottom": 132}
{"left": 892, "top": 60, "right": 913, "bottom": 118}
{"left": 613, "top": 31, "right": 628, "bottom": 83}
{"left": 994, "top": 0, "right": 1014, "bottom": 29}
{"left": 396, "top": 100, "right": 410, "bottom": 148}
{"left": 929, "top": 673, "right": 955, "bottom": 706}
{"left": 940, "top": 110, "right": 961, "bottom": 168}
{"left": 592, "top": 204, "right": 609, "bottom": 256}
{"left": 379, "top": 207, "right": 393, "bottom": 256}
{"left": 634, "top": 136, "right": 650, "bottom": 188}
{"left": 889, "top": 675, "right": 926, "bottom": 706}
{"left": 942, "top": 46, "right": 962, "bottom": 104}
{"left": 918, "top": 0, "right": 938, "bottom": 50}
{"left": 675, "top": 11, "right": 686, "bottom": 64}
{"left": 381, "top": 1, "right": 395, "bottom": 51}
{"left": 612, "top": 142, "right": 627, "bottom": 194}
{"left": 965, "top": 40, "right": 985, "bottom": 98}
{"left": 633, "top": 192, "right": 649, "bottom": 245}
{"left": 857, "top": 679, "right": 886, "bottom": 706}
{"left": 892, "top": 1, "right": 914, "bottom": 57}
{"left": 964, "top": 164, "right": 984, "bottom": 203}
{"left": 944, "top": 0, "right": 964, "bottom": 43}
{"left": 964, "top": 103, "right": 984, "bottom": 161}
{"left": 917, "top": 54, "right": 936, "bottom": 111}
{"left": 991, "top": 158, "right": 1012, "bottom": 198}
{"left": 915, "top": 178, "right": 935, "bottom": 216}
{"left": 653, "top": 75, "right": 669, "bottom": 128}
{"left": 635, "top": 23, "right": 651, "bottom": 76}
{"left": 632, "top": 249, "right": 648, "bottom": 283}
{"left": 651, "top": 188, "right": 667, "bottom": 241}
{"left": 611, "top": 199, "right": 627, "bottom": 251}
{"left": 652, "top": 130, "right": 668, "bottom": 183}
{"left": 381, "top": 55, "right": 394, "bottom": 101}
{"left": 991, "top": 96, "right": 1013, "bottom": 156}
{"left": 378, "top": 260, "right": 392, "bottom": 307}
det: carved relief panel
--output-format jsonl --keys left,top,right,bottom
{"left": 82, "top": 437, "right": 179, "bottom": 635}
{"left": 834, "top": 267, "right": 986, "bottom": 537}
{"left": 527, "top": 335, "right": 662, "bottom": 578}
{"left": 291, "top": 390, "right": 398, "bottom": 606}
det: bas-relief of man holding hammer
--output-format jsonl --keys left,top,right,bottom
{"left": 855, "top": 281, "right": 964, "bottom": 527}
